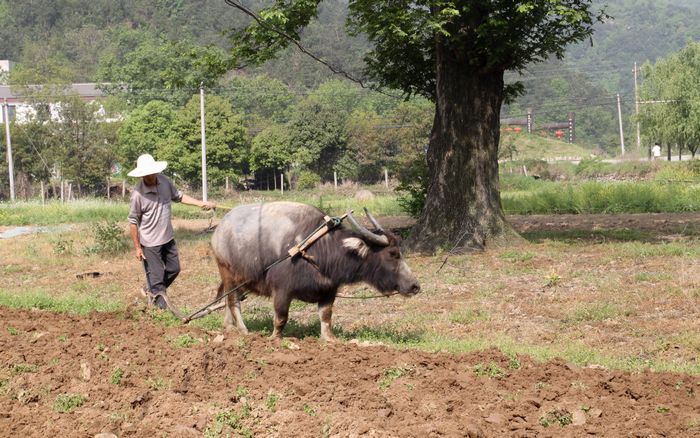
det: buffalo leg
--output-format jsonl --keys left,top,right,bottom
{"left": 216, "top": 264, "right": 247, "bottom": 333}
{"left": 271, "top": 292, "right": 292, "bottom": 339}
{"left": 318, "top": 297, "right": 336, "bottom": 342}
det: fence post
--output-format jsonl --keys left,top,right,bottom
{"left": 384, "top": 169, "right": 389, "bottom": 188}
{"left": 40, "top": 181, "right": 45, "bottom": 205}
{"left": 60, "top": 180, "right": 64, "bottom": 202}
{"left": 334, "top": 171, "right": 337, "bottom": 190}
{"left": 107, "top": 177, "right": 110, "bottom": 200}
{"left": 68, "top": 183, "right": 73, "bottom": 201}
{"left": 280, "top": 173, "right": 284, "bottom": 195}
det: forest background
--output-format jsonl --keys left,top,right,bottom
{"left": 0, "top": 0, "right": 699, "bottom": 197}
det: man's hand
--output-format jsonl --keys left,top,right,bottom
{"left": 135, "top": 247, "right": 145, "bottom": 260}
{"left": 201, "top": 201, "right": 216, "bottom": 211}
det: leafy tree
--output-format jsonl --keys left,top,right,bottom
{"left": 116, "top": 100, "right": 178, "bottom": 169}
{"left": 286, "top": 97, "right": 347, "bottom": 180}
{"left": 157, "top": 94, "right": 248, "bottom": 189}
{"left": 97, "top": 29, "right": 228, "bottom": 106}
{"left": 224, "top": 0, "right": 603, "bottom": 250}
{"left": 224, "top": 74, "right": 297, "bottom": 124}
{"left": 638, "top": 41, "right": 700, "bottom": 158}
{"left": 249, "top": 124, "right": 294, "bottom": 173}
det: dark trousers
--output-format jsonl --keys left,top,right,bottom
{"left": 142, "top": 239, "right": 180, "bottom": 293}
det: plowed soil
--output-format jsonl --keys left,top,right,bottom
{"left": 1, "top": 307, "right": 698, "bottom": 437}
{"left": 1, "top": 212, "right": 699, "bottom": 437}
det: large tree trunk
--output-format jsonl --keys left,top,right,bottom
{"left": 408, "top": 45, "right": 515, "bottom": 252}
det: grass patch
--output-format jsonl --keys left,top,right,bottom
{"left": 448, "top": 308, "right": 489, "bottom": 325}
{"left": 0, "top": 289, "right": 122, "bottom": 314}
{"left": 171, "top": 334, "right": 199, "bottom": 348}
{"left": 613, "top": 241, "right": 700, "bottom": 258}
{"left": 53, "top": 393, "right": 85, "bottom": 413}
{"left": 498, "top": 250, "right": 535, "bottom": 262}
{"left": 503, "top": 181, "right": 700, "bottom": 215}
{"left": 0, "top": 193, "right": 403, "bottom": 227}
{"left": 522, "top": 229, "right": 652, "bottom": 243}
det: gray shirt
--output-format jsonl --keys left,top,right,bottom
{"left": 127, "top": 174, "right": 183, "bottom": 247}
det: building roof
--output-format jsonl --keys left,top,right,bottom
{"left": 0, "top": 83, "right": 106, "bottom": 103}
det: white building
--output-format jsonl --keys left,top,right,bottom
{"left": 0, "top": 60, "right": 109, "bottom": 123}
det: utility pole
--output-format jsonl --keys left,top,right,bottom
{"left": 616, "top": 94, "right": 625, "bottom": 156}
{"left": 200, "top": 84, "right": 208, "bottom": 202}
{"left": 3, "top": 99, "right": 15, "bottom": 201}
{"left": 633, "top": 62, "right": 641, "bottom": 151}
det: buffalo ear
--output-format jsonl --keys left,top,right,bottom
{"left": 342, "top": 237, "right": 370, "bottom": 258}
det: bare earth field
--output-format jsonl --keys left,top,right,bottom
{"left": 1, "top": 213, "right": 699, "bottom": 437}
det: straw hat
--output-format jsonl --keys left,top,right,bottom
{"left": 127, "top": 154, "right": 168, "bottom": 177}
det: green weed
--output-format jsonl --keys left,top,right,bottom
{"left": 12, "top": 364, "right": 37, "bottom": 374}
{"left": 265, "top": 392, "right": 280, "bottom": 411}
{"left": 6, "top": 326, "right": 18, "bottom": 336}
{"left": 379, "top": 366, "right": 411, "bottom": 389}
{"left": 204, "top": 408, "right": 252, "bottom": 438}
{"left": 303, "top": 404, "right": 317, "bottom": 416}
{"left": 171, "top": 334, "right": 198, "bottom": 348}
{"left": 111, "top": 368, "right": 124, "bottom": 385}
{"left": 539, "top": 409, "right": 573, "bottom": 427}
{"left": 473, "top": 362, "right": 505, "bottom": 379}
{"left": 148, "top": 376, "right": 169, "bottom": 391}
{"left": 54, "top": 393, "right": 85, "bottom": 413}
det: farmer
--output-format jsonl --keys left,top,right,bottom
{"left": 127, "top": 154, "right": 216, "bottom": 309}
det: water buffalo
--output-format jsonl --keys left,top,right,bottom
{"left": 210, "top": 201, "right": 420, "bottom": 341}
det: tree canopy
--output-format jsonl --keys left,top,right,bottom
{"left": 223, "top": 0, "right": 603, "bottom": 250}
{"left": 638, "top": 41, "right": 700, "bottom": 158}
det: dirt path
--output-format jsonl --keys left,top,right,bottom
{"left": 1, "top": 307, "right": 698, "bottom": 437}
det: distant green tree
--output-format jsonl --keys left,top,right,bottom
{"left": 157, "top": 95, "right": 248, "bottom": 189}
{"left": 116, "top": 100, "right": 178, "bottom": 169}
{"left": 249, "top": 124, "right": 294, "bottom": 173}
{"left": 97, "top": 29, "right": 228, "bottom": 106}
{"left": 49, "top": 96, "right": 117, "bottom": 193}
{"left": 287, "top": 97, "right": 347, "bottom": 180}
{"left": 225, "top": 74, "right": 297, "bottom": 124}
{"left": 639, "top": 41, "right": 700, "bottom": 158}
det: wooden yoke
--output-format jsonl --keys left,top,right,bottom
{"left": 287, "top": 211, "right": 350, "bottom": 258}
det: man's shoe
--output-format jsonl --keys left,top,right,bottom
{"left": 152, "top": 292, "right": 168, "bottom": 310}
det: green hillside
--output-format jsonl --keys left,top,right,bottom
{"left": 502, "top": 133, "right": 595, "bottom": 161}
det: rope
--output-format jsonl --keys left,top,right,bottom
{"left": 336, "top": 291, "right": 398, "bottom": 299}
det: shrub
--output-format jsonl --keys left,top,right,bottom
{"left": 295, "top": 170, "right": 321, "bottom": 190}
{"left": 84, "top": 221, "right": 128, "bottom": 254}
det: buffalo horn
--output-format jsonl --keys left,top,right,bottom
{"left": 346, "top": 211, "right": 389, "bottom": 246}
{"left": 363, "top": 207, "right": 385, "bottom": 232}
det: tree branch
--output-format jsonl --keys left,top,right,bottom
{"left": 223, "top": 0, "right": 398, "bottom": 99}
